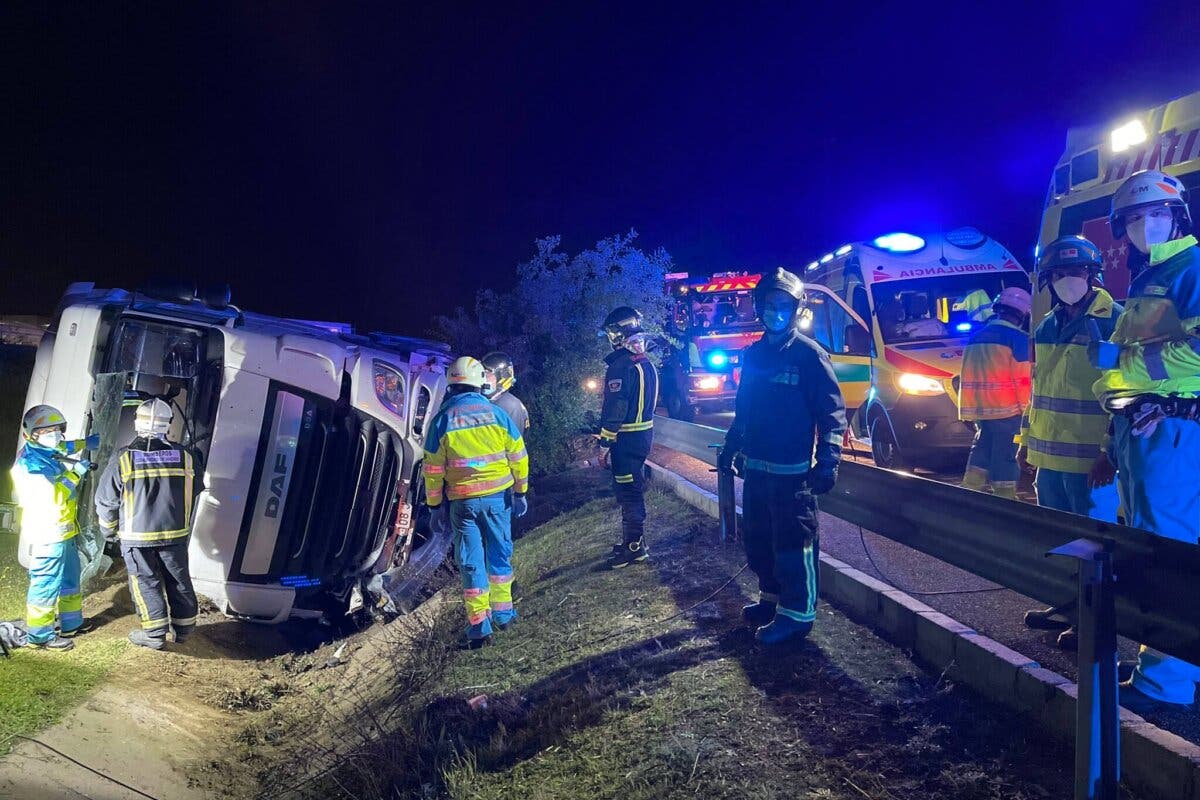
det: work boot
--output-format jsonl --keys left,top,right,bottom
{"left": 1024, "top": 607, "right": 1072, "bottom": 631}
{"left": 30, "top": 635, "right": 75, "bottom": 652}
{"left": 742, "top": 601, "right": 777, "bottom": 627}
{"left": 607, "top": 539, "right": 650, "bottom": 569}
{"left": 1055, "top": 627, "right": 1078, "bottom": 651}
{"left": 459, "top": 634, "right": 493, "bottom": 651}
{"left": 173, "top": 627, "right": 193, "bottom": 644}
{"left": 60, "top": 619, "right": 96, "bottom": 638}
{"left": 128, "top": 630, "right": 166, "bottom": 650}
{"left": 755, "top": 615, "right": 813, "bottom": 646}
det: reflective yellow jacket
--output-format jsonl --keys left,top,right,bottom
{"left": 958, "top": 319, "right": 1032, "bottom": 421}
{"left": 11, "top": 441, "right": 88, "bottom": 546}
{"left": 1094, "top": 236, "right": 1200, "bottom": 401}
{"left": 1020, "top": 290, "right": 1120, "bottom": 472}
{"left": 423, "top": 391, "right": 530, "bottom": 506}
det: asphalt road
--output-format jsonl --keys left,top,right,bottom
{"left": 651, "top": 411, "right": 1200, "bottom": 745}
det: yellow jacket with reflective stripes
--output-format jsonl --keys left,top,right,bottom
{"left": 11, "top": 443, "right": 86, "bottom": 546}
{"left": 957, "top": 318, "right": 1032, "bottom": 421}
{"left": 1094, "top": 236, "right": 1200, "bottom": 401}
{"left": 1020, "top": 290, "right": 1120, "bottom": 472}
{"left": 94, "top": 438, "right": 199, "bottom": 544}
{"left": 423, "top": 391, "right": 530, "bottom": 506}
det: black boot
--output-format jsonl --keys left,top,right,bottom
{"left": 30, "top": 635, "right": 75, "bottom": 652}
{"left": 742, "top": 601, "right": 777, "bottom": 627}
{"left": 608, "top": 539, "right": 650, "bottom": 569}
{"left": 128, "top": 630, "right": 166, "bottom": 650}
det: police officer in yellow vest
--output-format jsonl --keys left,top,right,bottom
{"left": 1018, "top": 236, "right": 1121, "bottom": 650}
{"left": 12, "top": 405, "right": 100, "bottom": 651}
{"left": 95, "top": 399, "right": 201, "bottom": 650}
{"left": 1090, "top": 169, "right": 1200, "bottom": 708}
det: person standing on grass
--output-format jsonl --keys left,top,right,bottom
{"left": 424, "top": 357, "right": 529, "bottom": 649}
{"left": 719, "top": 267, "right": 846, "bottom": 646}
{"left": 12, "top": 405, "right": 100, "bottom": 652}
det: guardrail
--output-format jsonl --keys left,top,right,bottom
{"left": 653, "top": 413, "right": 1200, "bottom": 800}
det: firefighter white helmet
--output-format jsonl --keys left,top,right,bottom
{"left": 448, "top": 356, "right": 488, "bottom": 389}
{"left": 995, "top": 286, "right": 1032, "bottom": 317}
{"left": 135, "top": 398, "right": 174, "bottom": 436}
{"left": 22, "top": 404, "right": 67, "bottom": 439}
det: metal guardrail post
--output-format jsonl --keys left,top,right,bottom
{"left": 716, "top": 463, "right": 737, "bottom": 542}
{"left": 1053, "top": 539, "right": 1121, "bottom": 799}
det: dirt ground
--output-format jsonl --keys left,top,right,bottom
{"left": 0, "top": 469, "right": 1156, "bottom": 800}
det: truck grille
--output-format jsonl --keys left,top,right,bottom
{"left": 237, "top": 386, "right": 404, "bottom": 586}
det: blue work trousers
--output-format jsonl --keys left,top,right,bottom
{"left": 742, "top": 471, "right": 820, "bottom": 627}
{"left": 1034, "top": 468, "right": 1119, "bottom": 523}
{"left": 1114, "top": 415, "right": 1200, "bottom": 704}
{"left": 26, "top": 540, "right": 83, "bottom": 644}
{"left": 451, "top": 492, "right": 516, "bottom": 640}
{"left": 966, "top": 416, "right": 1022, "bottom": 490}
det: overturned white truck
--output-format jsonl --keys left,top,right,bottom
{"left": 19, "top": 282, "right": 452, "bottom": 623}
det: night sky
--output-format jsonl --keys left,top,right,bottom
{"left": 3, "top": 4, "right": 1199, "bottom": 334}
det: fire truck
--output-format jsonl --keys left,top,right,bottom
{"left": 659, "top": 271, "right": 763, "bottom": 420}
{"left": 17, "top": 281, "right": 453, "bottom": 624}
{"left": 1037, "top": 90, "right": 1200, "bottom": 315}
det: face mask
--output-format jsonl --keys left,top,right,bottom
{"left": 762, "top": 310, "right": 793, "bottom": 333}
{"left": 1051, "top": 276, "right": 1090, "bottom": 305}
{"left": 1126, "top": 213, "right": 1174, "bottom": 254}
{"left": 625, "top": 334, "right": 648, "bottom": 355}
{"left": 36, "top": 431, "right": 65, "bottom": 449}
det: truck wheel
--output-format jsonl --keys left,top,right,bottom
{"left": 666, "top": 392, "right": 696, "bottom": 422}
{"left": 869, "top": 415, "right": 907, "bottom": 470}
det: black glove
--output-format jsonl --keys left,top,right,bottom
{"left": 103, "top": 538, "right": 122, "bottom": 559}
{"left": 808, "top": 464, "right": 838, "bottom": 495}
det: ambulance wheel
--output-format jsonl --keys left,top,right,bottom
{"left": 869, "top": 415, "right": 907, "bottom": 470}
{"left": 665, "top": 392, "right": 696, "bottom": 422}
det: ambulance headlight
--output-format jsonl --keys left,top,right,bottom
{"left": 896, "top": 373, "right": 945, "bottom": 396}
{"left": 1111, "top": 120, "right": 1147, "bottom": 153}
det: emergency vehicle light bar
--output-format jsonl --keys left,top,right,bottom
{"left": 694, "top": 275, "right": 761, "bottom": 293}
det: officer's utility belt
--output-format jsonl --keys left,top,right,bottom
{"left": 742, "top": 458, "right": 810, "bottom": 475}
{"left": 1102, "top": 393, "right": 1200, "bottom": 421}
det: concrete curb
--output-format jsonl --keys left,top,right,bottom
{"left": 646, "top": 459, "right": 1200, "bottom": 800}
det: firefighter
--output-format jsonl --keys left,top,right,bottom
{"left": 719, "top": 268, "right": 846, "bottom": 646}
{"left": 1090, "top": 169, "right": 1200, "bottom": 707}
{"left": 12, "top": 405, "right": 100, "bottom": 651}
{"left": 482, "top": 351, "right": 532, "bottom": 538}
{"left": 1018, "top": 236, "right": 1121, "bottom": 650}
{"left": 957, "top": 286, "right": 1033, "bottom": 499}
{"left": 597, "top": 307, "right": 659, "bottom": 569}
{"left": 95, "top": 399, "right": 201, "bottom": 649}
{"left": 424, "top": 357, "right": 529, "bottom": 648}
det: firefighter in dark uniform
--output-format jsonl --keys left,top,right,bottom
{"left": 95, "top": 399, "right": 201, "bottom": 650}
{"left": 720, "top": 268, "right": 847, "bottom": 645}
{"left": 598, "top": 306, "right": 659, "bottom": 569}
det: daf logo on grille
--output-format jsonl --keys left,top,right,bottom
{"left": 265, "top": 452, "right": 289, "bottom": 518}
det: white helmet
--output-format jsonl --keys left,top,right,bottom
{"left": 1110, "top": 170, "right": 1192, "bottom": 240}
{"left": 135, "top": 398, "right": 174, "bottom": 436}
{"left": 447, "top": 356, "right": 488, "bottom": 390}
{"left": 995, "top": 286, "right": 1032, "bottom": 317}
{"left": 22, "top": 404, "right": 67, "bottom": 440}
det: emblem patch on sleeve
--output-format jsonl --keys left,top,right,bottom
{"left": 608, "top": 379, "right": 623, "bottom": 392}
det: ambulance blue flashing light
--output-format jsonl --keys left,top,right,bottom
{"left": 872, "top": 233, "right": 925, "bottom": 253}
{"left": 835, "top": 244, "right": 852, "bottom": 256}
{"left": 806, "top": 261, "right": 820, "bottom": 272}
{"left": 819, "top": 253, "right": 834, "bottom": 264}
{"left": 707, "top": 350, "right": 729, "bottom": 368}
{"left": 955, "top": 322, "right": 973, "bottom": 333}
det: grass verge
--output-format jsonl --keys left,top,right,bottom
{"left": 299, "top": 469, "right": 1127, "bottom": 800}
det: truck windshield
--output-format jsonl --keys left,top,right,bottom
{"left": 871, "top": 273, "right": 1029, "bottom": 344}
{"left": 690, "top": 291, "right": 757, "bottom": 331}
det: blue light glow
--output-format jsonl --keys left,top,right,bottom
{"left": 707, "top": 350, "right": 729, "bottom": 368}
{"left": 819, "top": 253, "right": 834, "bottom": 264}
{"left": 955, "top": 322, "right": 973, "bottom": 332}
{"left": 872, "top": 233, "right": 926, "bottom": 253}
{"left": 835, "top": 245, "right": 852, "bottom": 256}
{"left": 806, "top": 261, "right": 819, "bottom": 271}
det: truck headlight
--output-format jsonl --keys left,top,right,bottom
{"left": 896, "top": 372, "right": 945, "bottom": 396}
{"left": 692, "top": 375, "right": 722, "bottom": 391}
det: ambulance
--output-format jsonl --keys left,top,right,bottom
{"left": 659, "top": 271, "right": 763, "bottom": 420}
{"left": 801, "top": 229, "right": 1030, "bottom": 468}
{"left": 18, "top": 281, "right": 453, "bottom": 624}
{"left": 1037, "top": 90, "right": 1200, "bottom": 315}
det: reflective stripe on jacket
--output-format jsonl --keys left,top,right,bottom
{"left": 1020, "top": 290, "right": 1120, "bottom": 472}
{"left": 94, "top": 438, "right": 199, "bottom": 544}
{"left": 958, "top": 318, "right": 1031, "bottom": 421}
{"left": 11, "top": 444, "right": 84, "bottom": 546}
{"left": 598, "top": 349, "right": 658, "bottom": 445}
{"left": 1094, "top": 236, "right": 1200, "bottom": 401}
{"left": 424, "top": 391, "right": 530, "bottom": 505}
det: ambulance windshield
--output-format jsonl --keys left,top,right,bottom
{"left": 872, "top": 273, "right": 1029, "bottom": 344}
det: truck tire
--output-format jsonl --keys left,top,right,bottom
{"left": 665, "top": 391, "right": 696, "bottom": 422}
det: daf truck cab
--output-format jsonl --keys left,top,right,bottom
{"left": 801, "top": 229, "right": 1030, "bottom": 468}
{"left": 18, "top": 282, "right": 453, "bottom": 624}
{"left": 1037, "top": 90, "right": 1200, "bottom": 317}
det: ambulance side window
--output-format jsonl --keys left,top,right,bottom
{"left": 809, "top": 293, "right": 870, "bottom": 357}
